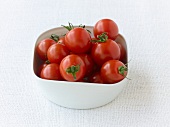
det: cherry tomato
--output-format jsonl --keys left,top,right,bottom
{"left": 65, "top": 27, "right": 91, "bottom": 54}
{"left": 101, "top": 60, "right": 127, "bottom": 84}
{"left": 115, "top": 34, "right": 127, "bottom": 64}
{"left": 40, "top": 63, "right": 62, "bottom": 80}
{"left": 89, "top": 72, "right": 103, "bottom": 84}
{"left": 117, "top": 44, "right": 127, "bottom": 64}
{"left": 59, "top": 54, "right": 86, "bottom": 81}
{"left": 36, "top": 39, "right": 56, "bottom": 60}
{"left": 78, "top": 54, "right": 94, "bottom": 76}
{"left": 93, "top": 19, "right": 118, "bottom": 40}
{"left": 37, "top": 62, "right": 49, "bottom": 76}
{"left": 58, "top": 36, "right": 66, "bottom": 45}
{"left": 47, "top": 43, "right": 70, "bottom": 64}
{"left": 91, "top": 39, "right": 120, "bottom": 66}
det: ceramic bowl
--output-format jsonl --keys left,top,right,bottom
{"left": 32, "top": 26, "right": 128, "bottom": 109}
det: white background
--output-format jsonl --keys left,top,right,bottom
{"left": 0, "top": 0, "right": 170, "bottom": 127}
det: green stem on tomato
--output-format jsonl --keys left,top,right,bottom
{"left": 62, "top": 22, "right": 91, "bottom": 33}
{"left": 45, "top": 60, "right": 50, "bottom": 64}
{"left": 86, "top": 29, "right": 91, "bottom": 34}
{"left": 61, "top": 22, "right": 74, "bottom": 31}
{"left": 79, "top": 24, "right": 85, "bottom": 28}
{"left": 91, "top": 32, "right": 108, "bottom": 43}
{"left": 78, "top": 24, "right": 91, "bottom": 33}
{"left": 118, "top": 66, "right": 128, "bottom": 76}
{"left": 66, "top": 65, "right": 80, "bottom": 80}
{"left": 50, "top": 34, "right": 59, "bottom": 42}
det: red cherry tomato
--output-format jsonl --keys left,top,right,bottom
{"left": 36, "top": 39, "right": 56, "bottom": 60}
{"left": 59, "top": 54, "right": 86, "bottom": 81}
{"left": 65, "top": 27, "right": 91, "bottom": 54}
{"left": 93, "top": 19, "right": 119, "bottom": 40}
{"left": 37, "top": 62, "right": 48, "bottom": 76}
{"left": 40, "top": 63, "right": 62, "bottom": 80}
{"left": 47, "top": 43, "right": 70, "bottom": 64}
{"left": 78, "top": 54, "right": 94, "bottom": 76}
{"left": 89, "top": 72, "right": 103, "bottom": 84}
{"left": 117, "top": 44, "right": 127, "bottom": 64}
{"left": 115, "top": 34, "right": 127, "bottom": 64}
{"left": 101, "top": 60, "right": 127, "bottom": 84}
{"left": 58, "top": 37, "right": 66, "bottom": 45}
{"left": 91, "top": 39, "right": 120, "bottom": 66}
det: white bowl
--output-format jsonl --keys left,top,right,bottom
{"left": 32, "top": 26, "right": 128, "bottom": 109}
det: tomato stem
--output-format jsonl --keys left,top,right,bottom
{"left": 78, "top": 24, "right": 91, "bottom": 33}
{"left": 61, "top": 22, "right": 74, "bottom": 31}
{"left": 50, "top": 34, "right": 59, "bottom": 42}
{"left": 62, "top": 22, "right": 91, "bottom": 33}
{"left": 125, "top": 76, "right": 131, "bottom": 80}
{"left": 91, "top": 32, "right": 108, "bottom": 43}
{"left": 79, "top": 24, "right": 85, "bottom": 28}
{"left": 124, "top": 59, "right": 132, "bottom": 67}
{"left": 118, "top": 66, "right": 128, "bottom": 76}
{"left": 86, "top": 29, "right": 91, "bottom": 34}
{"left": 118, "top": 66, "right": 131, "bottom": 80}
{"left": 66, "top": 65, "right": 80, "bottom": 80}
{"left": 45, "top": 60, "right": 50, "bottom": 64}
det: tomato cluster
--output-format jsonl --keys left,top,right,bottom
{"left": 36, "top": 19, "right": 128, "bottom": 84}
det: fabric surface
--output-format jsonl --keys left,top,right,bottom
{"left": 0, "top": 0, "right": 170, "bottom": 127}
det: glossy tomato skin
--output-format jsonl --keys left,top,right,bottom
{"left": 89, "top": 72, "right": 103, "bottom": 84}
{"left": 78, "top": 54, "right": 95, "bottom": 76}
{"left": 59, "top": 54, "right": 86, "bottom": 81}
{"left": 118, "top": 44, "right": 126, "bottom": 64}
{"left": 58, "top": 37, "right": 66, "bottom": 45}
{"left": 91, "top": 39, "right": 120, "bottom": 66}
{"left": 36, "top": 39, "right": 56, "bottom": 60}
{"left": 101, "top": 60, "right": 127, "bottom": 84}
{"left": 37, "top": 63, "right": 48, "bottom": 77}
{"left": 93, "top": 19, "right": 119, "bottom": 40}
{"left": 65, "top": 28, "right": 91, "bottom": 54}
{"left": 115, "top": 34, "right": 127, "bottom": 64}
{"left": 47, "top": 43, "right": 70, "bottom": 64}
{"left": 40, "top": 63, "right": 62, "bottom": 80}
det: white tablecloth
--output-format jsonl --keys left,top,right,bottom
{"left": 0, "top": 0, "right": 170, "bottom": 127}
